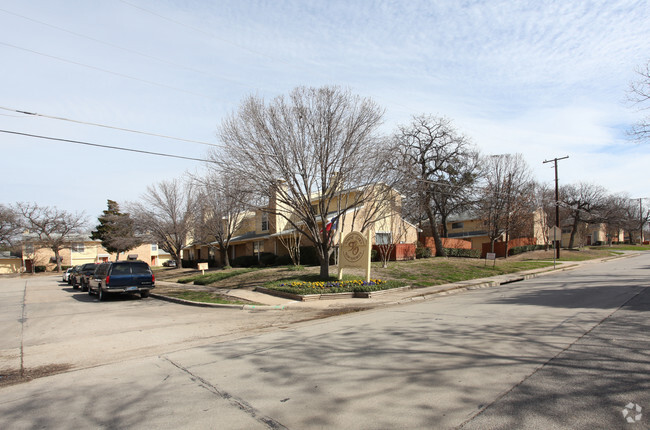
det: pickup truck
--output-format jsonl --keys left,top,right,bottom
{"left": 89, "top": 261, "right": 155, "bottom": 301}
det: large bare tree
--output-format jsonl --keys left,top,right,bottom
{"left": 560, "top": 182, "right": 608, "bottom": 248}
{"left": 214, "top": 86, "right": 392, "bottom": 279}
{"left": 193, "top": 171, "right": 251, "bottom": 267}
{"left": 15, "top": 203, "right": 87, "bottom": 272}
{"left": 628, "top": 60, "right": 650, "bottom": 142}
{"left": 129, "top": 178, "right": 197, "bottom": 268}
{"left": 476, "top": 154, "right": 534, "bottom": 255}
{"left": 393, "top": 115, "right": 480, "bottom": 256}
{"left": 0, "top": 204, "right": 21, "bottom": 248}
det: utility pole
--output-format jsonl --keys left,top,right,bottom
{"left": 543, "top": 156, "right": 569, "bottom": 259}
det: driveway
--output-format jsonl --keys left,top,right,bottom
{"left": 0, "top": 275, "right": 335, "bottom": 379}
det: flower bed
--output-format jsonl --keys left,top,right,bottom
{"left": 267, "top": 279, "right": 403, "bottom": 296}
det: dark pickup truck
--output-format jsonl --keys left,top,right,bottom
{"left": 89, "top": 260, "right": 155, "bottom": 301}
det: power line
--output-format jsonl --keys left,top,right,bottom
{"left": 0, "top": 41, "right": 226, "bottom": 102}
{"left": 0, "top": 7, "right": 250, "bottom": 89}
{"left": 0, "top": 129, "right": 214, "bottom": 163}
{"left": 0, "top": 106, "right": 224, "bottom": 148}
{"left": 118, "top": 0, "right": 280, "bottom": 63}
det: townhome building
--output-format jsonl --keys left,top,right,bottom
{"left": 183, "top": 182, "right": 419, "bottom": 266}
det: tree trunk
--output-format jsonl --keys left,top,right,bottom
{"left": 319, "top": 258, "right": 330, "bottom": 279}
{"left": 54, "top": 249, "right": 62, "bottom": 272}
{"left": 220, "top": 247, "right": 230, "bottom": 267}
{"left": 318, "top": 243, "right": 330, "bottom": 279}
{"left": 425, "top": 206, "right": 444, "bottom": 257}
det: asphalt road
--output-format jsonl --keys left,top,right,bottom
{"left": 0, "top": 254, "right": 648, "bottom": 429}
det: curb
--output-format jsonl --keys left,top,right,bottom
{"left": 150, "top": 293, "right": 287, "bottom": 310}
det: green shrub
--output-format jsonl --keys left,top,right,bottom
{"left": 275, "top": 254, "right": 294, "bottom": 266}
{"left": 259, "top": 252, "right": 277, "bottom": 266}
{"left": 35, "top": 265, "right": 47, "bottom": 272}
{"left": 416, "top": 247, "right": 432, "bottom": 259}
{"left": 444, "top": 248, "right": 480, "bottom": 258}
{"left": 508, "top": 244, "right": 546, "bottom": 256}
{"left": 299, "top": 246, "right": 320, "bottom": 266}
{"left": 232, "top": 255, "right": 259, "bottom": 267}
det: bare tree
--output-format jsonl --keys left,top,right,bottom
{"left": 193, "top": 171, "right": 251, "bottom": 267}
{"left": 560, "top": 182, "right": 608, "bottom": 248}
{"left": 275, "top": 228, "right": 302, "bottom": 266}
{"left": 0, "top": 204, "right": 21, "bottom": 248}
{"left": 129, "top": 178, "right": 197, "bottom": 268}
{"left": 476, "top": 154, "right": 534, "bottom": 256}
{"left": 215, "top": 86, "right": 392, "bottom": 279}
{"left": 627, "top": 60, "right": 650, "bottom": 142}
{"left": 393, "top": 115, "right": 480, "bottom": 256}
{"left": 15, "top": 203, "right": 87, "bottom": 272}
{"left": 91, "top": 200, "right": 141, "bottom": 261}
{"left": 374, "top": 197, "right": 413, "bottom": 268}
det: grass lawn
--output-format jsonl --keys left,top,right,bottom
{"left": 161, "top": 290, "right": 253, "bottom": 305}
{"left": 177, "top": 268, "right": 257, "bottom": 285}
{"left": 591, "top": 244, "right": 650, "bottom": 251}
{"left": 161, "top": 247, "right": 622, "bottom": 297}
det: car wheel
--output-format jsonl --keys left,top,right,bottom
{"left": 98, "top": 288, "right": 104, "bottom": 302}
{"left": 73, "top": 281, "right": 79, "bottom": 290}
{"left": 140, "top": 291, "right": 150, "bottom": 299}
{"left": 88, "top": 284, "right": 94, "bottom": 296}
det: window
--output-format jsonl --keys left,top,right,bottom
{"left": 375, "top": 232, "right": 392, "bottom": 245}
{"left": 254, "top": 241, "right": 264, "bottom": 255}
{"left": 451, "top": 222, "right": 464, "bottom": 229}
{"left": 71, "top": 243, "right": 85, "bottom": 253}
{"left": 131, "top": 262, "right": 150, "bottom": 274}
{"left": 151, "top": 244, "right": 158, "bottom": 251}
{"left": 261, "top": 213, "right": 269, "bottom": 231}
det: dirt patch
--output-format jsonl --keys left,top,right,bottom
{"left": 0, "top": 364, "right": 72, "bottom": 388}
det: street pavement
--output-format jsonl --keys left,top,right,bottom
{"left": 0, "top": 253, "right": 648, "bottom": 429}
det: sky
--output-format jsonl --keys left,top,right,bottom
{"left": 1, "top": 0, "right": 649, "bottom": 224}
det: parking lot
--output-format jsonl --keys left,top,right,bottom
{"left": 0, "top": 274, "right": 326, "bottom": 382}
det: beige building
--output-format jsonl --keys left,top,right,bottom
{"left": 0, "top": 252, "right": 22, "bottom": 274}
{"left": 184, "top": 183, "right": 419, "bottom": 265}
{"left": 21, "top": 235, "right": 171, "bottom": 272}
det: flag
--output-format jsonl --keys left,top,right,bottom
{"left": 322, "top": 217, "right": 339, "bottom": 233}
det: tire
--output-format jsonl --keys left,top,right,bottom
{"left": 72, "top": 281, "right": 79, "bottom": 290}
{"left": 98, "top": 288, "right": 105, "bottom": 302}
{"left": 88, "top": 283, "right": 94, "bottom": 296}
{"left": 140, "top": 291, "right": 150, "bottom": 299}
{"left": 81, "top": 279, "right": 88, "bottom": 292}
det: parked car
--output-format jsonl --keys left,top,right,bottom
{"left": 77, "top": 263, "right": 99, "bottom": 292}
{"left": 62, "top": 267, "right": 73, "bottom": 283}
{"left": 89, "top": 260, "right": 155, "bottom": 301}
{"left": 69, "top": 265, "right": 82, "bottom": 288}
{"left": 162, "top": 260, "right": 176, "bottom": 267}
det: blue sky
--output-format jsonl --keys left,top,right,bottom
{"left": 1, "top": 0, "right": 649, "bottom": 221}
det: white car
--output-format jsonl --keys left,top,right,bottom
{"left": 62, "top": 267, "right": 73, "bottom": 283}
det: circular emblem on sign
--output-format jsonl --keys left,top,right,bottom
{"left": 342, "top": 231, "right": 366, "bottom": 264}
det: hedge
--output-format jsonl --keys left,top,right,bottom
{"left": 444, "top": 248, "right": 481, "bottom": 258}
{"left": 508, "top": 244, "right": 546, "bottom": 256}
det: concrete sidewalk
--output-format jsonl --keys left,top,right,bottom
{"left": 153, "top": 258, "right": 597, "bottom": 311}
